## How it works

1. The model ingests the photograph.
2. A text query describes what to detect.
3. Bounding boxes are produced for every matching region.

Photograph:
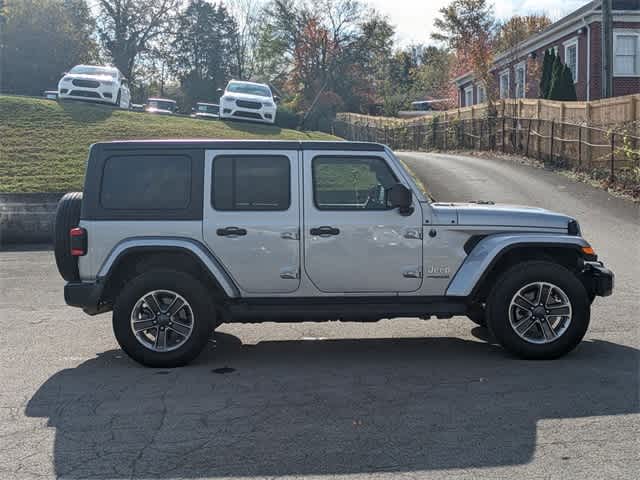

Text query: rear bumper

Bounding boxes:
[583,261,614,297]
[64,281,110,315]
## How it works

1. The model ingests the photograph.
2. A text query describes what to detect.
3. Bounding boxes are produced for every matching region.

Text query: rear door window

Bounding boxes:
[212,155,290,211]
[101,155,191,210]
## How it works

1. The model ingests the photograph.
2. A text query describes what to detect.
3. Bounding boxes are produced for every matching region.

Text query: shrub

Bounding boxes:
[275,105,300,129]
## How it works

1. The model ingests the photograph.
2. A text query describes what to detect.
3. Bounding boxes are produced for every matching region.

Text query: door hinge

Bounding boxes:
[404,228,423,240]
[402,267,423,278]
[279,267,300,280]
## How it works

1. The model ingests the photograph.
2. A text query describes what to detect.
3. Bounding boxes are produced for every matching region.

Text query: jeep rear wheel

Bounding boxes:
[113,270,215,367]
[486,261,590,360]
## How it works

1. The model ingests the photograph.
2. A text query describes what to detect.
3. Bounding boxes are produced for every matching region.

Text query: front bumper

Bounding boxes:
[64,281,110,315]
[58,85,117,103]
[220,103,276,124]
[583,261,614,297]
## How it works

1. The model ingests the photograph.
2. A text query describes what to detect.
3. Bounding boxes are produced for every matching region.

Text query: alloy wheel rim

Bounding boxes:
[508,282,572,345]
[130,290,194,352]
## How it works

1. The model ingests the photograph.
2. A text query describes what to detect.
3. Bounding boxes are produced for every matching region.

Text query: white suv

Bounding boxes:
[218,80,277,124]
[58,65,131,109]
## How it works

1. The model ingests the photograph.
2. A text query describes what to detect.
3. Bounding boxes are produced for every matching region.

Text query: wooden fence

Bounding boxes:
[332,116,640,184]
[337,94,640,131]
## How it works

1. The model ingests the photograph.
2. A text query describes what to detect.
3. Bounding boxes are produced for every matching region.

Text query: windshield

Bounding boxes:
[226,82,271,97]
[197,104,218,113]
[69,66,117,78]
[148,100,176,111]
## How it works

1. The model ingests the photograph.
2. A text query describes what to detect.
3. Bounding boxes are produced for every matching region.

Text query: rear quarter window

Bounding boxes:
[100,155,191,210]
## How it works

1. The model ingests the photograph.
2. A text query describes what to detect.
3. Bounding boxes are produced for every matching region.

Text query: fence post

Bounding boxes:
[559,102,566,160]
[549,120,555,165]
[577,126,582,168]
[501,116,506,153]
[610,132,615,183]
[525,119,531,157]
[536,99,542,155]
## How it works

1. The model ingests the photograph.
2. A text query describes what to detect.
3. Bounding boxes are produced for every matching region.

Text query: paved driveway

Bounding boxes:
[1,152,638,479]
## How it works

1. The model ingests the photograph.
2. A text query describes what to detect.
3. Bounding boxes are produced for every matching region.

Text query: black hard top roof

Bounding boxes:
[93,140,386,152]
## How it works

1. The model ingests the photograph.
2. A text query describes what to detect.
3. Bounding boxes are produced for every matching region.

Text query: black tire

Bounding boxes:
[486,261,590,360]
[53,192,83,281]
[112,269,215,368]
[467,303,487,327]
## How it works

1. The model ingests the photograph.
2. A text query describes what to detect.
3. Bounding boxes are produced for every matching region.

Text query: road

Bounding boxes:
[1,152,638,479]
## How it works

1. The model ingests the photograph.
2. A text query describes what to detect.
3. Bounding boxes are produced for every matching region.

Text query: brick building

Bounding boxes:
[455,0,640,106]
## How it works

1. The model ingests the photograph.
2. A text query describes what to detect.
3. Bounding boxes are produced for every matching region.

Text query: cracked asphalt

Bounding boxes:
[1,152,638,479]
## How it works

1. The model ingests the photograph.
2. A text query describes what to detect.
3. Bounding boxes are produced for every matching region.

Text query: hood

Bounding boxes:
[60,73,115,83]
[223,92,271,102]
[430,202,574,231]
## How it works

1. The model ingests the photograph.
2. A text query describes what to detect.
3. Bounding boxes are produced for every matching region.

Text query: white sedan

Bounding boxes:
[58,65,131,109]
[218,80,277,124]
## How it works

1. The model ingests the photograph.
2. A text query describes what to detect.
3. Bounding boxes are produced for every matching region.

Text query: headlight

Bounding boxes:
[61,77,72,83]
[263,101,275,107]
[223,96,237,102]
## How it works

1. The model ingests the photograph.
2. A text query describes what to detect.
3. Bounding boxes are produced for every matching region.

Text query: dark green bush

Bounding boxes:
[275,105,300,129]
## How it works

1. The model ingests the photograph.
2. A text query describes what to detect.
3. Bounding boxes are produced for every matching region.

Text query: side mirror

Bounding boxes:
[273,95,280,103]
[385,183,413,214]
[216,88,224,95]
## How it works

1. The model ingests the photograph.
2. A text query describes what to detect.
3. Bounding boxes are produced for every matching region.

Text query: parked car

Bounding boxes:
[192,102,219,119]
[57,65,130,108]
[130,103,145,112]
[53,140,613,367]
[218,80,277,124]
[145,98,177,115]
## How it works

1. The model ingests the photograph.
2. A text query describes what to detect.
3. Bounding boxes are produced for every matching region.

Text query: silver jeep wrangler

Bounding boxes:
[54,140,614,367]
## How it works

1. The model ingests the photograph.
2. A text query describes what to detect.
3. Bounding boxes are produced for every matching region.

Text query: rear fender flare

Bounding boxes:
[97,237,240,298]
[446,234,590,297]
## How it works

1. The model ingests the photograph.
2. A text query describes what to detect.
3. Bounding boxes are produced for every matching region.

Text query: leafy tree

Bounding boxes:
[539,49,555,99]
[494,14,551,54]
[96,0,182,81]
[1,0,97,95]
[432,0,496,105]
[169,0,238,106]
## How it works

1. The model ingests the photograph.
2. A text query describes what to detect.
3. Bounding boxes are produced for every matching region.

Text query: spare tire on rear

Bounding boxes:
[54,192,83,282]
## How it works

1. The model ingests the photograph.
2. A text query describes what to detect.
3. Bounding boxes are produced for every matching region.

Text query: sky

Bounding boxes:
[365,0,592,46]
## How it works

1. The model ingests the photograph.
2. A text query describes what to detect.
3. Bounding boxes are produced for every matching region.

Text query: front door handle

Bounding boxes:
[310,226,340,236]
[216,226,247,237]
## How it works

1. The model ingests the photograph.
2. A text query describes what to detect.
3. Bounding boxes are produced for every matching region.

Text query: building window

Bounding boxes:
[464,86,474,106]
[514,62,526,98]
[614,32,640,76]
[563,38,579,82]
[477,84,487,104]
[499,70,510,99]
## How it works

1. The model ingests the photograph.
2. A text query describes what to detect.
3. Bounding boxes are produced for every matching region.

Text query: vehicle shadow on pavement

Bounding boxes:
[26,334,639,479]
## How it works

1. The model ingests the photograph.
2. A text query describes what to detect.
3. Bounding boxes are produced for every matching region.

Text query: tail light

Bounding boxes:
[70,227,87,256]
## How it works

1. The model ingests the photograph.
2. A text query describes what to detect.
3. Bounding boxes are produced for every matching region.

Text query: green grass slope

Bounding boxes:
[0,96,338,192]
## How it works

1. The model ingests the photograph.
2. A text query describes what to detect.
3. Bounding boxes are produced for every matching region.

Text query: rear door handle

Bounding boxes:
[310,226,340,236]
[216,226,247,237]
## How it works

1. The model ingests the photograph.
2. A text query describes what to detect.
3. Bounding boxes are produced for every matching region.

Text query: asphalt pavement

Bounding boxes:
[0,152,638,479]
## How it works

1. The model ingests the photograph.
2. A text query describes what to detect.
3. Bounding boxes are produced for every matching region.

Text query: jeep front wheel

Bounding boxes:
[112,270,215,367]
[486,261,590,360]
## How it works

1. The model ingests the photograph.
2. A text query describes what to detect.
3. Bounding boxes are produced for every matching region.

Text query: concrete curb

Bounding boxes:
[0,193,65,246]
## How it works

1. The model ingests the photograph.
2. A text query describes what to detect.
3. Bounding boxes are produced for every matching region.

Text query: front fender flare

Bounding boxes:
[96,237,240,298]
[445,233,589,297]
